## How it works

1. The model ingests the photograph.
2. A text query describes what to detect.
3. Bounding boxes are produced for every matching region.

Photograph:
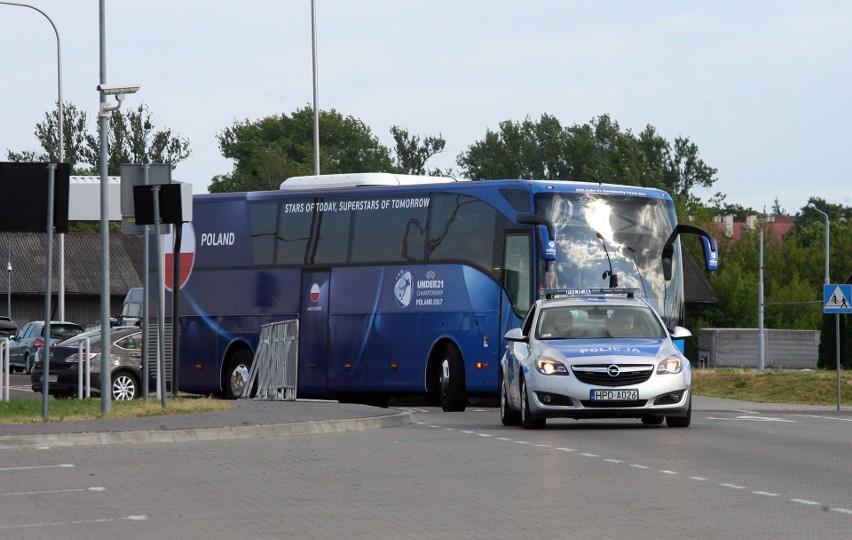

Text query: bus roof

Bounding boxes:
[280,172,466,190]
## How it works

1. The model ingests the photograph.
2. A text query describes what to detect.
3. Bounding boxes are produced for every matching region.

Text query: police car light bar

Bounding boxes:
[542,288,639,299]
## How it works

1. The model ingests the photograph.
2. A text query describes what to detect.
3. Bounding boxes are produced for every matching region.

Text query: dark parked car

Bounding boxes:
[9,321,84,374]
[31,327,143,400]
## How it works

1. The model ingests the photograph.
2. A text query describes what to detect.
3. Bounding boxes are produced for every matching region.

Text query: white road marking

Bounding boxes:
[400,407,429,413]
[790,498,821,506]
[0,486,106,497]
[706,416,795,423]
[0,514,147,531]
[426,421,850,518]
[0,463,73,472]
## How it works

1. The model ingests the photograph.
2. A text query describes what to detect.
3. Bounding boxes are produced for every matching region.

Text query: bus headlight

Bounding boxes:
[657,355,683,374]
[535,357,568,376]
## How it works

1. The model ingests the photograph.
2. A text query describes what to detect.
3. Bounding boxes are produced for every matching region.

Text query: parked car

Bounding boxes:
[500,289,693,429]
[8,321,84,374]
[0,316,17,340]
[31,327,143,400]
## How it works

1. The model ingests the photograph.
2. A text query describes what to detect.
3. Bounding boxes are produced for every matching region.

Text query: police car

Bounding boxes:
[499,289,692,429]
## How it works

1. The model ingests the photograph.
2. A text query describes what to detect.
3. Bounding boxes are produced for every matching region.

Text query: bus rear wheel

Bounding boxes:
[223,349,252,400]
[438,344,467,412]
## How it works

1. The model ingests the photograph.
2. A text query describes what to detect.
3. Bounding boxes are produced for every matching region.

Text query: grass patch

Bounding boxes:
[692,369,852,406]
[0,397,234,425]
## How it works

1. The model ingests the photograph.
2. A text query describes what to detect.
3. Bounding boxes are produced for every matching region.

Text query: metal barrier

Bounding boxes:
[242,320,299,400]
[1,337,8,401]
[77,337,91,399]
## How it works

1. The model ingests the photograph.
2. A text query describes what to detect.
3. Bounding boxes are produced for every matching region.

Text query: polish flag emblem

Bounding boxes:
[310,283,321,302]
[164,222,195,291]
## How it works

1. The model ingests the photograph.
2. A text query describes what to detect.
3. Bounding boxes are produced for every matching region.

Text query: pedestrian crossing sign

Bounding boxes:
[823,284,852,314]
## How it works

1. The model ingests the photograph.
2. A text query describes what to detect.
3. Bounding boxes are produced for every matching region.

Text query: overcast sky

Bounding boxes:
[2,1,850,215]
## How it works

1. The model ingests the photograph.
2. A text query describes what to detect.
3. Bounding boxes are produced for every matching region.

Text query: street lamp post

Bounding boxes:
[808,203,842,411]
[807,203,830,285]
[97,0,140,413]
[6,258,10,319]
[0,2,65,320]
[2,1,64,419]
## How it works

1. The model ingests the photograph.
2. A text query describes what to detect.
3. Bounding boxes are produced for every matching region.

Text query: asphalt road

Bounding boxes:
[0,398,849,539]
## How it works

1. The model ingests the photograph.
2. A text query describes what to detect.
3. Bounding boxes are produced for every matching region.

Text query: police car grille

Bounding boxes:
[572,365,654,386]
[579,399,647,408]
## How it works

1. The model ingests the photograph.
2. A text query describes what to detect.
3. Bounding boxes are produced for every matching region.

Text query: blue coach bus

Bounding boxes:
[161,173,717,411]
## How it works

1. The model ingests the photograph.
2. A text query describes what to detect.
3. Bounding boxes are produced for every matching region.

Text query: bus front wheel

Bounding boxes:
[223,349,252,400]
[438,345,467,412]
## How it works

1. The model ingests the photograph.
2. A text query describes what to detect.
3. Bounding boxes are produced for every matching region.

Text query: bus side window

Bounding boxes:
[248,202,278,266]
[504,234,531,315]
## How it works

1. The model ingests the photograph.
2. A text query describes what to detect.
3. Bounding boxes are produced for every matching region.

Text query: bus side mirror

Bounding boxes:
[517,214,556,262]
[700,236,719,271]
[661,224,720,281]
[538,224,556,261]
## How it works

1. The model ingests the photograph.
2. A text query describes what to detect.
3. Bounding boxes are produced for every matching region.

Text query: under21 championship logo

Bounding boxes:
[164,222,196,291]
[394,270,412,308]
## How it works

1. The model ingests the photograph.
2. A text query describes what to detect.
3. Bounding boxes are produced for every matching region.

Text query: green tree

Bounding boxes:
[6,102,97,174]
[211,106,394,192]
[99,103,191,176]
[390,126,448,175]
[456,114,717,207]
[6,101,190,176]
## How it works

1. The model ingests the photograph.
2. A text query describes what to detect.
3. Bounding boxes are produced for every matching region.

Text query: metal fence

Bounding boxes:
[698,328,820,369]
[242,320,299,401]
[1,338,9,401]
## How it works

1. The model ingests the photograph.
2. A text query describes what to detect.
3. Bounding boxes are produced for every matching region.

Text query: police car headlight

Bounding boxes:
[657,355,683,374]
[535,357,569,376]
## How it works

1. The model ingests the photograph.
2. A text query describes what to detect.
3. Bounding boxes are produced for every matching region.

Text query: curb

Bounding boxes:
[0,410,414,449]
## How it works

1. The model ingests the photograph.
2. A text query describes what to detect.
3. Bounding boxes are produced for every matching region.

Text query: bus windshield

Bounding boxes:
[535,191,684,326]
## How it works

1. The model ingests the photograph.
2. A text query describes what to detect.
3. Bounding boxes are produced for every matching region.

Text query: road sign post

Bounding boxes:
[823,284,851,411]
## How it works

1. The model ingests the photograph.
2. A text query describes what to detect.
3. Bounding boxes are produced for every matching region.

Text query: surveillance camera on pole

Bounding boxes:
[97,83,141,117]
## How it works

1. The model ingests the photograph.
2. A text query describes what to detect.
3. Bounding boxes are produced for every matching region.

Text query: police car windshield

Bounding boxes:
[537,305,666,340]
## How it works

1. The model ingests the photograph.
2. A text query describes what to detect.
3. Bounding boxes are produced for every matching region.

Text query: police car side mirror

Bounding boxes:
[504,328,526,342]
[670,326,692,340]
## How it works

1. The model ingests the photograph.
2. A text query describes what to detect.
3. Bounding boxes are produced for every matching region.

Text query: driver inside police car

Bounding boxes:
[607,310,636,336]
[552,310,574,338]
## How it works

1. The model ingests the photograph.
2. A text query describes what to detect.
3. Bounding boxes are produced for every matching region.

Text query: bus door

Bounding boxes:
[299,271,330,397]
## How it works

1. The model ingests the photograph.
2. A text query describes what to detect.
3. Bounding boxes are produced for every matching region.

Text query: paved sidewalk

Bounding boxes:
[0,399,413,449]
[693,395,852,414]
[0,396,848,449]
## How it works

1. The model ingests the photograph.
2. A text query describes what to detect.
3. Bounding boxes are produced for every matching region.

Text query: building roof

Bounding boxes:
[0,232,142,295]
[711,214,795,240]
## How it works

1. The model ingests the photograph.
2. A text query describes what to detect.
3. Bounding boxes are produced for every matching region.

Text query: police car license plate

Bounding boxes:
[590,389,638,400]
